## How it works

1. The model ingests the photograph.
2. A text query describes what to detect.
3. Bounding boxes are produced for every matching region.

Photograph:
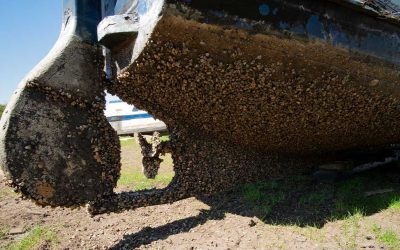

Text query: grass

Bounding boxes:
[239,163,400,227]
[0,104,5,118]
[119,136,136,147]
[0,225,10,240]
[160,135,170,142]
[118,170,174,191]
[334,175,400,218]
[372,224,400,250]
[6,226,58,250]
[242,180,286,219]
[389,197,400,211]
[299,187,331,206]
[236,165,399,249]
[338,210,363,250]
[0,188,17,200]
[292,225,326,243]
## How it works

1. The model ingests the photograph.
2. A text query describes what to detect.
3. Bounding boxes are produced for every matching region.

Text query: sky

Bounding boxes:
[0,1,63,104]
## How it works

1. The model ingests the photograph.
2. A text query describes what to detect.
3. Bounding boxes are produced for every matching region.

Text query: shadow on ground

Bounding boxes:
[110,164,400,249]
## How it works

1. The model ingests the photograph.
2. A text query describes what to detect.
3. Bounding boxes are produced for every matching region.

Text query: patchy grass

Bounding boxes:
[118,170,174,191]
[238,163,399,227]
[242,180,286,219]
[293,225,326,243]
[160,135,170,142]
[120,136,136,147]
[337,210,364,250]
[6,226,58,250]
[299,187,331,206]
[378,230,400,250]
[334,175,400,218]
[0,225,10,240]
[389,197,400,211]
[372,224,400,250]
[0,187,17,200]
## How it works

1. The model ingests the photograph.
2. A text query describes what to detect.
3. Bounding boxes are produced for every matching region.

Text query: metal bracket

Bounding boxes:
[98,13,139,48]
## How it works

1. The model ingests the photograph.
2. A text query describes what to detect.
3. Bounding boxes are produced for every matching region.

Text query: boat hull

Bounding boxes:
[110,0,400,156]
[87,0,400,213]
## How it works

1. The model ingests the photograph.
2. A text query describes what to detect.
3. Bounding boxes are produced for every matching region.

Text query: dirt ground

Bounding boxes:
[0,138,399,250]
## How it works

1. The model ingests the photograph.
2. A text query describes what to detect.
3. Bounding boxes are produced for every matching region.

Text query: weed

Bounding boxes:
[7,226,58,250]
[338,210,363,249]
[389,197,400,211]
[372,224,400,250]
[379,231,400,249]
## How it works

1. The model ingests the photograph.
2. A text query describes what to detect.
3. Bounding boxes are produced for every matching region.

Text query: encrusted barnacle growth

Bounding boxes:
[1,80,121,207]
[88,0,400,213]
[138,133,162,179]
[0,0,122,207]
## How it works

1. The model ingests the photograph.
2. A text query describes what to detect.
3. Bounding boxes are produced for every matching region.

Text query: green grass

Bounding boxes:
[333,175,400,219]
[0,188,17,200]
[160,135,170,142]
[372,224,400,250]
[0,104,5,118]
[6,226,58,250]
[389,197,400,211]
[299,187,331,206]
[242,180,286,218]
[120,137,137,147]
[338,210,364,250]
[239,167,399,226]
[118,135,174,190]
[118,170,174,191]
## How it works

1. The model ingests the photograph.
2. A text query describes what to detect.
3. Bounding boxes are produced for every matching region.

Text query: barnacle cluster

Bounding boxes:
[89,13,400,214]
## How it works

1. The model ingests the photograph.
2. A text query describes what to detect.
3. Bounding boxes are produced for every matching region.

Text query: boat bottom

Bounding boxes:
[93,13,400,213]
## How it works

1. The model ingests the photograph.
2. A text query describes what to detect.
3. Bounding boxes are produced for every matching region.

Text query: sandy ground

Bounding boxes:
[0,139,399,249]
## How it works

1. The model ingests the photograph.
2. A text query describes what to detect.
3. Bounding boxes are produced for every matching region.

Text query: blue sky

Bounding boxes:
[0,1,63,104]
